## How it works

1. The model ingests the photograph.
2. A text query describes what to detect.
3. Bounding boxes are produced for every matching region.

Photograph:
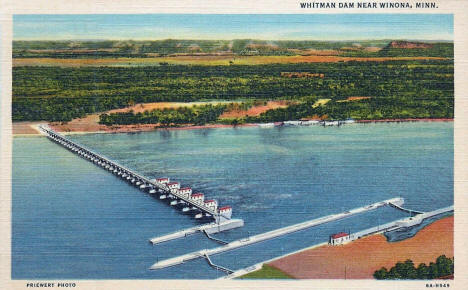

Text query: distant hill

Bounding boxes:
[378,41,453,58]
[12,39,453,58]
[387,40,434,49]
[12,39,389,58]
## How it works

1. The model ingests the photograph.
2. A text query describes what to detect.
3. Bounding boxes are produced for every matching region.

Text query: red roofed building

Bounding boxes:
[204,199,218,209]
[156,177,169,184]
[191,193,204,202]
[218,206,232,219]
[167,182,180,190]
[179,187,192,195]
[329,232,350,245]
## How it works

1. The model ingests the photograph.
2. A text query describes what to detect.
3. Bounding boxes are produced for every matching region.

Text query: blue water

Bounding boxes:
[12,122,453,279]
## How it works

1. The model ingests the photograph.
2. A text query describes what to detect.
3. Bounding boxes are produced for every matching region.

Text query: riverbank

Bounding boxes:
[12,120,257,136]
[13,117,454,136]
[243,216,453,279]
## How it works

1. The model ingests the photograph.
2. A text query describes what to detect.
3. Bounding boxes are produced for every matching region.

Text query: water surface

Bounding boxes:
[12,122,453,279]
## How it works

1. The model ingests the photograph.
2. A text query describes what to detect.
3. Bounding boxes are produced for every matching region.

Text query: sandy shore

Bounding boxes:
[268,216,453,279]
[12,121,44,136]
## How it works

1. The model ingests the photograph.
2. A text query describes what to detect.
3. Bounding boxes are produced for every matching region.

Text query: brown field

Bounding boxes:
[49,114,105,133]
[269,216,454,279]
[220,100,290,118]
[27,48,118,53]
[300,49,341,56]
[13,55,448,67]
[107,101,235,114]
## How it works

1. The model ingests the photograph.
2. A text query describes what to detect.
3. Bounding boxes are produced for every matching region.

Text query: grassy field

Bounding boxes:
[239,264,294,279]
[13,55,449,67]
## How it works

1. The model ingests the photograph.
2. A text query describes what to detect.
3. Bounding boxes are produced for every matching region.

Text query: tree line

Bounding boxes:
[374,255,454,280]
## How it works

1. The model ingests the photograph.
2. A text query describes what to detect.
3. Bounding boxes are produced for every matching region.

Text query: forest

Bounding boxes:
[99,104,228,126]
[13,59,454,123]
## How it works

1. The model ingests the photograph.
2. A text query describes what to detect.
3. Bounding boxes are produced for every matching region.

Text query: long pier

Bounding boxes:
[149,197,403,270]
[150,219,244,244]
[38,125,236,224]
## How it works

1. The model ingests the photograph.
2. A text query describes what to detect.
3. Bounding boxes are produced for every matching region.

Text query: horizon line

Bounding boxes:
[13,38,454,42]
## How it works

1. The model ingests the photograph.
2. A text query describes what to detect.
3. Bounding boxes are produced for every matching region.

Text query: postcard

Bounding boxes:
[1,0,467,289]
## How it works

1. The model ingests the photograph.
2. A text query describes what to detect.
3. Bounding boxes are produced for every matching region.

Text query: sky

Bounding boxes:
[13,14,453,41]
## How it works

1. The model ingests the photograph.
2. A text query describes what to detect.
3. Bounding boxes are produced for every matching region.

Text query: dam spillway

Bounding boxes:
[38,125,240,226]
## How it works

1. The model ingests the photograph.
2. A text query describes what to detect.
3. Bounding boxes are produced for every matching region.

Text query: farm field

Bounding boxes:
[13,55,449,67]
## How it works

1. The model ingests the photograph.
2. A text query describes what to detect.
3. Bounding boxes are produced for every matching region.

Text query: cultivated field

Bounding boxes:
[13,55,448,67]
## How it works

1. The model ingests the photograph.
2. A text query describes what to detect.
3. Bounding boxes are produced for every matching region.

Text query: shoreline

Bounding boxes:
[252,215,454,279]
[13,118,453,136]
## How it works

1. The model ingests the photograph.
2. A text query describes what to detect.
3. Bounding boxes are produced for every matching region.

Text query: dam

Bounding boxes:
[38,125,242,229]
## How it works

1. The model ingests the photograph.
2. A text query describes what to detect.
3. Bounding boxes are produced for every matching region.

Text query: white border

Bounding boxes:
[1,1,467,289]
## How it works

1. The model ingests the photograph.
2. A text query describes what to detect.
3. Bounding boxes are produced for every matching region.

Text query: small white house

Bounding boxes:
[219,206,232,219]
[167,182,180,190]
[178,187,192,196]
[329,232,350,246]
[204,199,218,210]
[191,193,204,202]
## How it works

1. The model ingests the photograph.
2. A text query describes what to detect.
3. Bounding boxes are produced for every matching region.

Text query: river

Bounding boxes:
[12,122,453,279]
